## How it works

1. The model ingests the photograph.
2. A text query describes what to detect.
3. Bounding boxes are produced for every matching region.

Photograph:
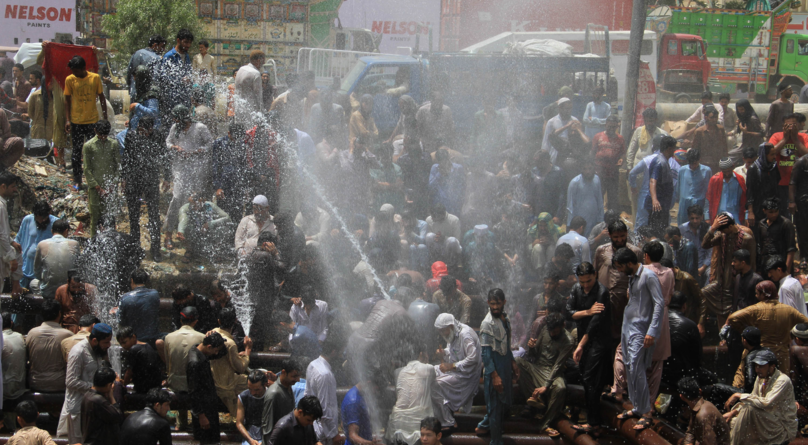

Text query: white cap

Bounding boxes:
[557,97,571,106]
[474,224,488,236]
[252,195,269,207]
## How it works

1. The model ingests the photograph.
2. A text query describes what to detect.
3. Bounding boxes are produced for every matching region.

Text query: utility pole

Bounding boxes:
[620,0,649,140]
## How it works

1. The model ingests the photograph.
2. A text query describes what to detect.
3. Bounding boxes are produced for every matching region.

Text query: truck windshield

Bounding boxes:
[341,60,367,93]
[682,41,698,56]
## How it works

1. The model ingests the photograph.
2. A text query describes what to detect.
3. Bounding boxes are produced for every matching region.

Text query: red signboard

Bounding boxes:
[635,61,657,129]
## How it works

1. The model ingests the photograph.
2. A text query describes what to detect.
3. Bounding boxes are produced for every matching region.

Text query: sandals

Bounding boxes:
[474,427,490,437]
[543,427,561,438]
[164,238,175,250]
[633,417,653,431]
[616,409,639,420]
[571,424,592,433]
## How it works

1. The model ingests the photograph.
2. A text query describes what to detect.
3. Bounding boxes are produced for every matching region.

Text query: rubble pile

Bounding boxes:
[10,156,90,223]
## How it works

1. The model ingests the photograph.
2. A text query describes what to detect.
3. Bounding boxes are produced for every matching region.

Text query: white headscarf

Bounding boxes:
[434,313,461,343]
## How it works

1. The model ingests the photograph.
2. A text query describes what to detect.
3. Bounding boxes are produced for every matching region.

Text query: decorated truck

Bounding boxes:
[664,0,805,100]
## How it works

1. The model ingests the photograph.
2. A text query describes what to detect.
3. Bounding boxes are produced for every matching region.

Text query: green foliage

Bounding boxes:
[723,0,748,9]
[102,0,204,61]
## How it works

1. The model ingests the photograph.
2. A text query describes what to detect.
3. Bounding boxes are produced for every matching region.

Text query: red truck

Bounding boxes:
[656,33,712,103]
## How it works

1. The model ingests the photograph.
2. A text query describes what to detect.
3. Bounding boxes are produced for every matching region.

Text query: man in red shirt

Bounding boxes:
[591,115,625,211]
[769,112,808,217]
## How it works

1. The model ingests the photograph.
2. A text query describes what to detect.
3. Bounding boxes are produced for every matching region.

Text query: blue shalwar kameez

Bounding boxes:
[478,311,513,445]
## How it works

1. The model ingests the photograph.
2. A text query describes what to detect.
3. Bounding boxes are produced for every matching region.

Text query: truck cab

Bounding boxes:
[658,33,710,85]
[776,34,808,91]
[339,55,428,137]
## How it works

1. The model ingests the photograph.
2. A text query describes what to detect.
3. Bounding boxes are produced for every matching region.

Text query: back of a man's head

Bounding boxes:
[41,299,62,322]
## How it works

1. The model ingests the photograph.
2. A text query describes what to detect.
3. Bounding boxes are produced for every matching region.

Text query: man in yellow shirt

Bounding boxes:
[64,55,107,189]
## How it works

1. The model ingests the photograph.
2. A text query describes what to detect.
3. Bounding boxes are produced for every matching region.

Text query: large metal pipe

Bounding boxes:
[597,399,673,445]
[656,102,808,123]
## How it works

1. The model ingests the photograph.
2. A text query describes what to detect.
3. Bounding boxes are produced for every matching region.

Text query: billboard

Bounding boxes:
[337,0,441,54]
[2,2,79,47]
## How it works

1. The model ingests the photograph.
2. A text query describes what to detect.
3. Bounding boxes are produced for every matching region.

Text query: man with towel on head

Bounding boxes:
[431,313,481,434]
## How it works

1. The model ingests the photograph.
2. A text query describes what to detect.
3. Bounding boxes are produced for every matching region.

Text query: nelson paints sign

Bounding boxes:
[1,2,78,46]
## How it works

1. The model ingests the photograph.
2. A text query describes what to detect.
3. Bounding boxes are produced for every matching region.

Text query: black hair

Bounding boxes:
[176,29,194,42]
[555,243,575,260]
[211,278,227,294]
[115,325,135,342]
[678,376,701,401]
[149,35,166,46]
[281,358,301,374]
[643,241,665,263]
[669,291,687,310]
[139,116,155,132]
[12,63,24,71]
[742,146,758,159]
[779,83,793,93]
[435,148,450,163]
[93,366,117,387]
[145,387,171,406]
[546,296,566,314]
[703,107,719,118]
[660,135,677,151]
[764,257,787,273]
[797,112,807,124]
[68,269,84,284]
[545,312,565,331]
[733,249,751,265]
[660,258,675,269]
[67,55,86,70]
[199,40,210,48]
[297,395,324,419]
[15,400,38,424]
[0,170,19,187]
[608,220,628,235]
[172,284,193,301]
[613,247,638,266]
[569,216,587,232]
[665,226,681,238]
[95,120,112,135]
[685,148,701,163]
[439,275,457,293]
[544,272,561,282]
[718,93,730,101]
[701,91,713,100]
[203,331,225,348]
[762,197,780,211]
[79,314,100,327]
[41,299,62,321]
[219,307,237,329]
[249,369,268,385]
[487,288,505,302]
[1,312,12,329]
[32,200,52,218]
[687,204,704,217]
[430,203,447,218]
[642,108,657,120]
[52,219,70,234]
[228,123,245,138]
[30,70,43,80]
[784,112,800,122]
[131,268,149,285]
[420,416,442,435]
[575,262,596,276]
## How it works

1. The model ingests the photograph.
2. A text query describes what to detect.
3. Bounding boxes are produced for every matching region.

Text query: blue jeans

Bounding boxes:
[478,373,509,445]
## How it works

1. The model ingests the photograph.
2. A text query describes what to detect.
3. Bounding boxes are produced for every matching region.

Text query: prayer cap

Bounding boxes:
[380,204,395,215]
[793,323,808,340]
[751,349,777,366]
[473,225,488,237]
[718,157,734,171]
[180,306,198,321]
[91,323,112,336]
[252,195,269,207]
[557,97,571,106]
[558,86,573,97]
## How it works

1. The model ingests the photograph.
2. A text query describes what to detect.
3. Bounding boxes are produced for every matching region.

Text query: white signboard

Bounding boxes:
[337,0,440,54]
[1,2,79,47]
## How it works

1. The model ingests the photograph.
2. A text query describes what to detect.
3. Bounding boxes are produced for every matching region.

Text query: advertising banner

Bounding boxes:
[2,2,79,47]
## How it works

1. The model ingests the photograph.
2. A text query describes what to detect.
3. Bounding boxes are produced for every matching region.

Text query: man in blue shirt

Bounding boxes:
[341,378,378,445]
[707,157,746,225]
[15,200,57,288]
[646,136,677,235]
[126,35,165,99]
[117,268,161,345]
[428,148,466,216]
[160,29,194,126]
[680,204,712,285]
[664,226,699,280]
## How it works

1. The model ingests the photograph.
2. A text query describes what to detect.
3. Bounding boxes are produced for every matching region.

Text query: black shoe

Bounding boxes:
[152,249,163,263]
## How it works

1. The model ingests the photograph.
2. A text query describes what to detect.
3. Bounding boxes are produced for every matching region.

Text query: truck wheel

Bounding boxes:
[674,94,691,103]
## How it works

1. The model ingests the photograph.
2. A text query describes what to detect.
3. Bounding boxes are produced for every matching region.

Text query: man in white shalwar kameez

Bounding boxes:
[163,105,213,245]
[431,313,482,430]
[724,349,798,445]
[0,171,22,297]
[386,356,436,445]
[613,247,665,431]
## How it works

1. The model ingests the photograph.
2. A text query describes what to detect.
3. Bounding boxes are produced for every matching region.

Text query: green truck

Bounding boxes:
[663,0,807,100]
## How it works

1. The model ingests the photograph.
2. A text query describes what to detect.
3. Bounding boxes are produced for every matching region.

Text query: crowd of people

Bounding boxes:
[1,26,808,445]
